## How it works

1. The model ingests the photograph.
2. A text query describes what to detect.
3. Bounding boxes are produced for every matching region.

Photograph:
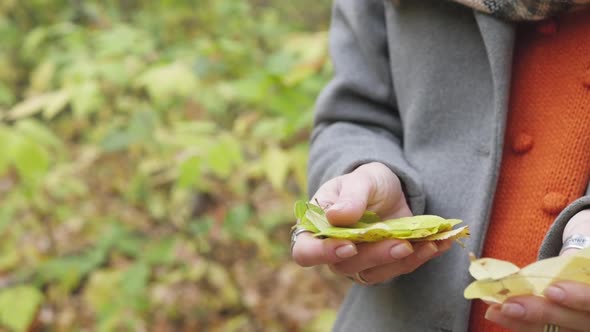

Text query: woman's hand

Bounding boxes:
[290,162,453,285]
[485,209,590,331]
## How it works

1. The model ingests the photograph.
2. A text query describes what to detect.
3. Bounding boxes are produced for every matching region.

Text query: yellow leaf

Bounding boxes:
[282,31,328,86]
[43,89,70,119]
[84,269,122,314]
[417,226,471,243]
[464,247,590,303]
[263,146,290,190]
[8,93,53,119]
[468,257,520,281]
[294,200,468,243]
[135,62,198,103]
[8,90,71,120]
[29,61,56,93]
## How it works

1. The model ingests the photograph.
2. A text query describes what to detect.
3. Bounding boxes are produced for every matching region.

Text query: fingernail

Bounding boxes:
[484,305,499,320]
[545,286,566,302]
[335,244,357,258]
[328,202,348,211]
[439,240,453,251]
[390,243,413,259]
[417,243,438,259]
[501,303,525,318]
[484,303,500,320]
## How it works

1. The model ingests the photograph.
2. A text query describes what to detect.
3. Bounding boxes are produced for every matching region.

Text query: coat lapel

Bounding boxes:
[473,13,516,110]
[463,18,517,330]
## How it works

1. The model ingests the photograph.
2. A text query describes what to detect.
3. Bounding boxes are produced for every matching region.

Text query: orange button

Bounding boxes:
[536,19,558,35]
[512,133,534,154]
[542,192,568,214]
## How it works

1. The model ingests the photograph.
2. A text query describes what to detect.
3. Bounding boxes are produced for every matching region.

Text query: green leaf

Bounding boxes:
[35,250,107,293]
[120,263,149,312]
[71,81,103,117]
[0,206,14,235]
[224,203,252,237]
[0,242,19,271]
[0,285,43,332]
[0,82,15,106]
[0,126,12,174]
[142,238,176,265]
[293,200,466,242]
[113,234,143,258]
[95,24,154,57]
[128,110,157,141]
[206,134,242,178]
[100,130,135,152]
[84,269,122,315]
[303,203,331,232]
[189,217,214,236]
[100,110,156,152]
[177,155,202,188]
[294,200,308,220]
[135,62,198,104]
[21,27,49,60]
[15,119,62,148]
[9,134,50,187]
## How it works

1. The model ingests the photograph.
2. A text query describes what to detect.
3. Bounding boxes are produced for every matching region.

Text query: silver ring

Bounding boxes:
[543,324,560,332]
[559,234,590,255]
[354,272,370,285]
[290,227,312,254]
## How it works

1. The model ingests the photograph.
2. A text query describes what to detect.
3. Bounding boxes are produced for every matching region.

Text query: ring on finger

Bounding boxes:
[290,227,312,254]
[353,271,370,285]
[559,234,590,255]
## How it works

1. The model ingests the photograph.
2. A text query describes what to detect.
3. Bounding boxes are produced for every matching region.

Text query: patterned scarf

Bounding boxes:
[448,0,590,20]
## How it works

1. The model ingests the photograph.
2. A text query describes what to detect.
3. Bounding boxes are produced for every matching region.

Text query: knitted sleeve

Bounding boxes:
[307,0,425,213]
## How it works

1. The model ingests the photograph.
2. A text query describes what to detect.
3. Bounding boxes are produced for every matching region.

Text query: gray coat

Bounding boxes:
[307,0,590,331]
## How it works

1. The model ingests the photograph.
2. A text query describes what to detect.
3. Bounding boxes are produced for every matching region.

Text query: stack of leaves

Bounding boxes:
[293,200,470,243]
[464,247,590,303]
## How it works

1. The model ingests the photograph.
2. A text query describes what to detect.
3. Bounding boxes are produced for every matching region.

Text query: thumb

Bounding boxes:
[325,171,373,227]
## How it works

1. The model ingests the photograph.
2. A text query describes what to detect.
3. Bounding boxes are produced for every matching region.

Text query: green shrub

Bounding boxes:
[0,1,347,331]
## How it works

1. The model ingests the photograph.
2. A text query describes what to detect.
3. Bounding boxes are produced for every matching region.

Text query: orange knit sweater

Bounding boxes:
[469,11,590,332]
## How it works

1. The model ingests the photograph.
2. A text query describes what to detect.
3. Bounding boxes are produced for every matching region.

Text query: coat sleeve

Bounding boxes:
[538,196,590,259]
[307,0,425,214]
[537,180,590,259]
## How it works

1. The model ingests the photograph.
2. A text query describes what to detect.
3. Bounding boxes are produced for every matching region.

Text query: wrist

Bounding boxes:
[563,209,590,242]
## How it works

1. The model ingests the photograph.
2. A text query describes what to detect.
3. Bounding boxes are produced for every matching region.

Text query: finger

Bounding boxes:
[311,176,344,209]
[484,304,541,332]
[545,281,590,312]
[560,248,583,256]
[485,304,579,332]
[330,239,414,275]
[431,239,453,257]
[291,232,357,267]
[324,172,374,226]
[362,241,454,284]
[500,296,590,331]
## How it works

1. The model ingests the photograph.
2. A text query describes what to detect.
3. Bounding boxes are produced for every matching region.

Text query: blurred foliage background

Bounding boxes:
[0,1,350,331]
